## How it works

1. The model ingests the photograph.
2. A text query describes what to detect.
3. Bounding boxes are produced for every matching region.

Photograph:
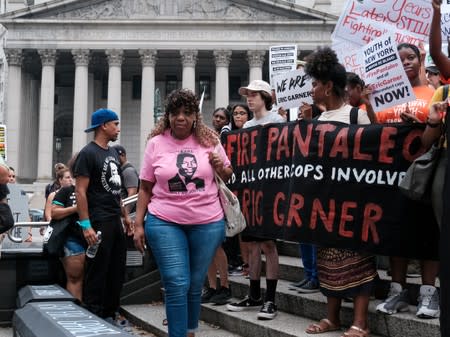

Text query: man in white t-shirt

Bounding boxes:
[227,80,284,320]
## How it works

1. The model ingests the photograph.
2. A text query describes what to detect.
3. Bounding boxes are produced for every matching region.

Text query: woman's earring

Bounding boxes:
[193,120,197,129]
[325,90,330,97]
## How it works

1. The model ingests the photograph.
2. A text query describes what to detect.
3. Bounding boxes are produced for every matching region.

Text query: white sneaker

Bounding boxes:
[376,282,409,315]
[417,285,440,319]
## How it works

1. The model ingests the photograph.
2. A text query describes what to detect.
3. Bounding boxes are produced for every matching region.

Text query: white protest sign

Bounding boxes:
[332,0,433,46]
[269,45,297,88]
[273,69,313,110]
[363,34,415,112]
[333,39,366,80]
[441,2,450,39]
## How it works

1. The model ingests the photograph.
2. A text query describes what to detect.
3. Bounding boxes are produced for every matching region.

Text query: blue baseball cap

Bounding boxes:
[85,108,119,133]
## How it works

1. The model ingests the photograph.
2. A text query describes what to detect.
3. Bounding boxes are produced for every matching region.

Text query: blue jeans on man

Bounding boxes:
[300,243,318,281]
[294,243,319,293]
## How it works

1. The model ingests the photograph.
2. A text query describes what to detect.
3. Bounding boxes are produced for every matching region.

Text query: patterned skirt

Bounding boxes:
[317,247,378,298]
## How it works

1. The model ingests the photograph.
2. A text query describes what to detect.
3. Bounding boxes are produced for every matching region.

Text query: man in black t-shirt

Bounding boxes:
[73,108,132,321]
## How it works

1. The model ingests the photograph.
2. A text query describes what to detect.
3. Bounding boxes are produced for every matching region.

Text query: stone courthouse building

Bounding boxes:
[0,0,344,182]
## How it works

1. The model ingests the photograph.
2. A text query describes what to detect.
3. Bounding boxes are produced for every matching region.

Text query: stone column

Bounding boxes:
[138,49,157,164]
[213,50,232,108]
[37,49,57,181]
[72,49,90,153]
[247,50,265,83]
[5,49,23,172]
[180,50,198,92]
[105,49,123,119]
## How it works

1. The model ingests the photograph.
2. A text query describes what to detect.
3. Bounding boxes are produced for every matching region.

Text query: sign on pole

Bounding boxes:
[269,45,297,88]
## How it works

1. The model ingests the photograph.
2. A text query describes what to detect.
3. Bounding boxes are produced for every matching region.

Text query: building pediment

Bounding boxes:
[1,0,337,22]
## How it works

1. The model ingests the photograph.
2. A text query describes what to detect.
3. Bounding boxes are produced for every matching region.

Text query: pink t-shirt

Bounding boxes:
[140,130,231,225]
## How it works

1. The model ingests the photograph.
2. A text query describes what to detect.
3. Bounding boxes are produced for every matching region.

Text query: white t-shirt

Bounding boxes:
[244,111,285,128]
[318,104,370,125]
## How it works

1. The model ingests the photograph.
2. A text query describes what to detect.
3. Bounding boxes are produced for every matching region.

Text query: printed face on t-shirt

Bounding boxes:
[168,152,205,192]
[179,154,197,178]
[100,157,122,195]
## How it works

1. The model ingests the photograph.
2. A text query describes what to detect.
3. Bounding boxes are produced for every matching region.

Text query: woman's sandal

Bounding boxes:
[306,318,340,334]
[341,325,369,337]
[24,233,32,243]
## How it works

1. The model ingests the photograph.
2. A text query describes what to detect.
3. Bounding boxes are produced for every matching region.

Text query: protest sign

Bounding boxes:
[332,0,433,46]
[222,121,439,260]
[273,69,313,110]
[363,34,415,112]
[441,2,450,39]
[269,45,297,87]
[333,40,366,80]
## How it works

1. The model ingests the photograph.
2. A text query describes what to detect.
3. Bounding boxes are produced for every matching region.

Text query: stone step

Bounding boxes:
[201,301,384,337]
[122,301,381,337]
[272,255,440,304]
[227,275,440,337]
[121,303,244,337]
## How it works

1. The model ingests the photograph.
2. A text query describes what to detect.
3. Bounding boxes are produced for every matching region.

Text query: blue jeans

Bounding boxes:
[300,243,318,282]
[145,213,225,337]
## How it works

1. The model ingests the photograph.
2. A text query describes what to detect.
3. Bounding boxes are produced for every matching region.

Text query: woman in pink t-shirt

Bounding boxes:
[133,89,232,337]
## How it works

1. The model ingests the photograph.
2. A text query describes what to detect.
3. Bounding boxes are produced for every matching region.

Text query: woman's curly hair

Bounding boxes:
[304,47,347,99]
[149,88,219,147]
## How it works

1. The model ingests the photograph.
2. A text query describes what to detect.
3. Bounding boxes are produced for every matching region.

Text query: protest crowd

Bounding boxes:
[2,0,450,337]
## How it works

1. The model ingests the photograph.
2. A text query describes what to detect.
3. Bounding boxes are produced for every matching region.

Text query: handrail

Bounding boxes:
[7,221,50,243]
[6,195,138,244]
[123,193,138,207]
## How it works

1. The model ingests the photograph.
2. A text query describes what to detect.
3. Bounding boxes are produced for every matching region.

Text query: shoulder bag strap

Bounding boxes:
[350,106,359,125]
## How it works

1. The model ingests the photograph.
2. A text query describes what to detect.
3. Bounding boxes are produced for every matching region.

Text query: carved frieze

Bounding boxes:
[45,0,291,21]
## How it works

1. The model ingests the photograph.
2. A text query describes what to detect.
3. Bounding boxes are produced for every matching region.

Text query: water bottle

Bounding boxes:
[86,231,102,258]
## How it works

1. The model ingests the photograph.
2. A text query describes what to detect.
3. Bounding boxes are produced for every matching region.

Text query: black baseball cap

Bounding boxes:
[112,145,126,156]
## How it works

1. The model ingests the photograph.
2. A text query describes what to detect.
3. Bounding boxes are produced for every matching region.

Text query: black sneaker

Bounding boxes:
[201,287,216,303]
[297,279,320,294]
[210,286,232,305]
[226,296,263,312]
[257,301,278,320]
[288,278,308,290]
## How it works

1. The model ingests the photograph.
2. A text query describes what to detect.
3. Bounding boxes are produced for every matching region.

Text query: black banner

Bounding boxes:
[223,120,440,260]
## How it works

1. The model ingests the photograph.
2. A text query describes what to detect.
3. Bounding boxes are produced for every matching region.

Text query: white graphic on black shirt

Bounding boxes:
[109,162,122,186]
[168,152,205,192]
[101,156,122,195]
